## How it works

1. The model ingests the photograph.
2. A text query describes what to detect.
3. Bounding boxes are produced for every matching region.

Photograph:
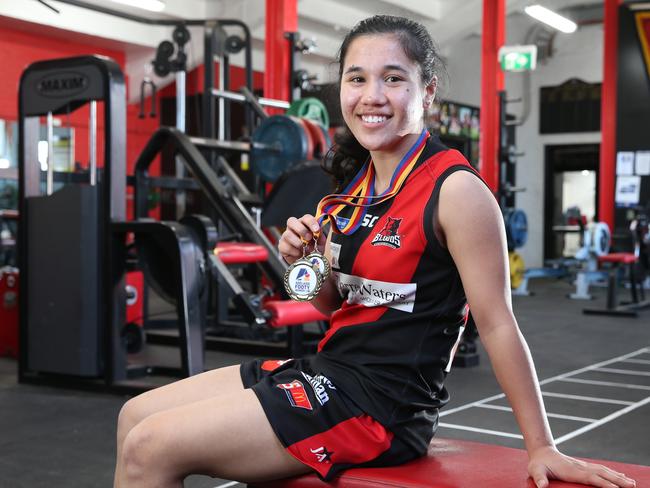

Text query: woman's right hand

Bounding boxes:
[278,214,326,265]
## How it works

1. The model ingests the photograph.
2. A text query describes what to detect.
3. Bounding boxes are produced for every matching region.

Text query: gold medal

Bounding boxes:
[305,233,330,280]
[305,252,330,281]
[283,238,323,301]
[284,259,323,301]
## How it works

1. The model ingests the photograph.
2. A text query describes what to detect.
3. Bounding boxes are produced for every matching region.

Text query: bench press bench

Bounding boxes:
[249,438,650,487]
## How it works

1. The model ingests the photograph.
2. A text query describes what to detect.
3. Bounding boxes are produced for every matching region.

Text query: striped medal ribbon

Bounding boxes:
[283,130,429,302]
[315,129,429,235]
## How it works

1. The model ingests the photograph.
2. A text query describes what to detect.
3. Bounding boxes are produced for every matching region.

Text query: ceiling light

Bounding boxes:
[525,5,577,33]
[110,0,165,12]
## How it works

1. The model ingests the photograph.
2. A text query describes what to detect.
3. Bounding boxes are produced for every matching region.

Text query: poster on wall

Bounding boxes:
[426,101,480,140]
[616,151,635,176]
[615,175,641,207]
[635,150,650,175]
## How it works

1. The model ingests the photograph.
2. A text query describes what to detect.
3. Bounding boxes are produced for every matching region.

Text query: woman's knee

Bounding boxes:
[117,396,149,441]
[120,416,168,482]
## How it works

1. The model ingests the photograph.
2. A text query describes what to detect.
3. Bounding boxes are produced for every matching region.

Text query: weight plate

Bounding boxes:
[301,118,324,159]
[294,117,315,161]
[286,97,330,128]
[509,251,525,289]
[503,208,528,250]
[318,123,332,153]
[251,115,308,182]
[591,222,611,257]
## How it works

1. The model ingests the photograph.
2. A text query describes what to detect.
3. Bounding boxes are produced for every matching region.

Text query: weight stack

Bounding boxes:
[25,185,102,376]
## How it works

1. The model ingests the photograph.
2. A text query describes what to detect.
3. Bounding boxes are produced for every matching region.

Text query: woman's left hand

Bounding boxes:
[528,446,636,488]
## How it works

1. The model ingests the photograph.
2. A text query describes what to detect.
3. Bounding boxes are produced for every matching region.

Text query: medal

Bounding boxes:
[305,234,331,280]
[283,239,324,301]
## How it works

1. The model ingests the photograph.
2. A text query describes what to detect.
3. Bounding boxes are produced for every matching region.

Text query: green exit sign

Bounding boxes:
[498,45,538,72]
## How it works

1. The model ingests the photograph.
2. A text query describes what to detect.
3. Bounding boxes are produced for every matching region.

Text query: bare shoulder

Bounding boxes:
[438,170,501,227]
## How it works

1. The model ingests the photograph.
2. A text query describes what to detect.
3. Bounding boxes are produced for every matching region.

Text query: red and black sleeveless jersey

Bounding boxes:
[311,136,480,455]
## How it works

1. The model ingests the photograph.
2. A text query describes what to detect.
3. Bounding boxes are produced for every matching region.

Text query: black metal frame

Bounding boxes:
[113,220,206,376]
[132,128,310,356]
[133,127,288,287]
[18,55,127,387]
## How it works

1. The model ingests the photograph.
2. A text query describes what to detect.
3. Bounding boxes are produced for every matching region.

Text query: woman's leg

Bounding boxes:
[115,365,245,485]
[117,388,310,488]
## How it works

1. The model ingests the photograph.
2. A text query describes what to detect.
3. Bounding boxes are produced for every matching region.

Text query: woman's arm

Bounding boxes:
[278,215,343,315]
[438,171,636,488]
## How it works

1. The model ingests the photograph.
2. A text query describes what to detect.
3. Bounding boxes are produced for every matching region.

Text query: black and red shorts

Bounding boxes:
[240,357,418,480]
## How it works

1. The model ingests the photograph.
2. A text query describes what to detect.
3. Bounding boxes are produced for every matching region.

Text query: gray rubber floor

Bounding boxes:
[1,277,648,487]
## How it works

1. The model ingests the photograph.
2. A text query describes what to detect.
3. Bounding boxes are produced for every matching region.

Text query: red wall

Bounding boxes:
[0,23,161,219]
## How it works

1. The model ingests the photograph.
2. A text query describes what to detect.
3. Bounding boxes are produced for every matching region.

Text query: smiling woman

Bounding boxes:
[114,14,637,488]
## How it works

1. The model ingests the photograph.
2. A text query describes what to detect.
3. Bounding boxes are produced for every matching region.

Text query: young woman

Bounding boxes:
[114,15,636,488]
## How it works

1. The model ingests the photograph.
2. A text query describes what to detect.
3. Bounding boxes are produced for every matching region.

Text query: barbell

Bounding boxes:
[251,113,331,182]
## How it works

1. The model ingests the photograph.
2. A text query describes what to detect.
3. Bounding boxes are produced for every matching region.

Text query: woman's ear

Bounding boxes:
[423,76,438,109]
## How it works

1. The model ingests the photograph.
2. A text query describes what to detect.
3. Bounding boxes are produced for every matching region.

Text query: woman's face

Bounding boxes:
[340,33,435,155]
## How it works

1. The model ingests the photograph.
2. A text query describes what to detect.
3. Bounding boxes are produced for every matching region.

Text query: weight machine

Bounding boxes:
[17,55,140,388]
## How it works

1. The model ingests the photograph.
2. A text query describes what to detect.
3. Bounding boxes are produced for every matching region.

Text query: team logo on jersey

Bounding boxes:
[310,446,334,463]
[276,380,313,410]
[301,372,336,405]
[371,216,402,249]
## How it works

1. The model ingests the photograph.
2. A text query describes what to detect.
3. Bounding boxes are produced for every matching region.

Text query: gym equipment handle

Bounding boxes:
[211,89,290,109]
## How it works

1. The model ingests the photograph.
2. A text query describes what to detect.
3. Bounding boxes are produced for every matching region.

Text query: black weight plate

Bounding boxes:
[251,115,308,182]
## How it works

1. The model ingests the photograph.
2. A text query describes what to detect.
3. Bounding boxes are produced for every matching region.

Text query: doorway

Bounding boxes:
[544,144,600,260]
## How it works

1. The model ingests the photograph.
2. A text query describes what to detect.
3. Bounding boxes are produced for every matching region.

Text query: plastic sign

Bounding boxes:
[498,45,538,72]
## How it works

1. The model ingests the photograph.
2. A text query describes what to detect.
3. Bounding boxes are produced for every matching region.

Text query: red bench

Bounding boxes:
[584,252,650,317]
[249,438,650,487]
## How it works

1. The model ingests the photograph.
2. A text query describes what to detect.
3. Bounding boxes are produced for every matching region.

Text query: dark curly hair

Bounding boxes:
[322,15,445,191]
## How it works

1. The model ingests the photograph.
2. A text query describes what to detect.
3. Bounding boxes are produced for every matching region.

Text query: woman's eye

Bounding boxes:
[349,76,364,83]
[385,76,402,83]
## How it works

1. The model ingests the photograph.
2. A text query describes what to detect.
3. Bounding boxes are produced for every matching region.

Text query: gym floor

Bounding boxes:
[1,278,648,488]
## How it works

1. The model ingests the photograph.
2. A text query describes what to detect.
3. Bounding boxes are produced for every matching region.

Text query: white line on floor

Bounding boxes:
[554,396,650,445]
[559,377,650,391]
[541,391,634,405]
[475,403,597,423]
[441,347,649,417]
[438,422,523,439]
[213,482,240,488]
[595,367,650,377]
[619,359,650,365]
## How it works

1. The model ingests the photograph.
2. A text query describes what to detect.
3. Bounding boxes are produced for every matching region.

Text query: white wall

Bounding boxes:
[443,14,604,267]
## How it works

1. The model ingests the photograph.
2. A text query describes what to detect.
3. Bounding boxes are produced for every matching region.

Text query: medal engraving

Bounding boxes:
[284,259,323,301]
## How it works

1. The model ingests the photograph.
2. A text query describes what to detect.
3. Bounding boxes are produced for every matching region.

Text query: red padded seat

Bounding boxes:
[598,253,638,265]
[213,242,269,264]
[249,439,650,487]
[264,300,329,327]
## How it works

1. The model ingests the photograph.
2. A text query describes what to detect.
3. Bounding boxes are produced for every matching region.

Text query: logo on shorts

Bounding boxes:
[261,359,292,371]
[371,216,402,249]
[276,380,313,410]
[310,446,333,463]
[301,372,336,406]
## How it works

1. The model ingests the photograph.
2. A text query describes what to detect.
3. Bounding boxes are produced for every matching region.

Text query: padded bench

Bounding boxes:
[584,252,649,317]
[249,438,650,487]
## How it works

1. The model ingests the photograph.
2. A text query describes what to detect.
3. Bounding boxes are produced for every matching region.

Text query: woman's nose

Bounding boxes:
[362,80,386,104]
